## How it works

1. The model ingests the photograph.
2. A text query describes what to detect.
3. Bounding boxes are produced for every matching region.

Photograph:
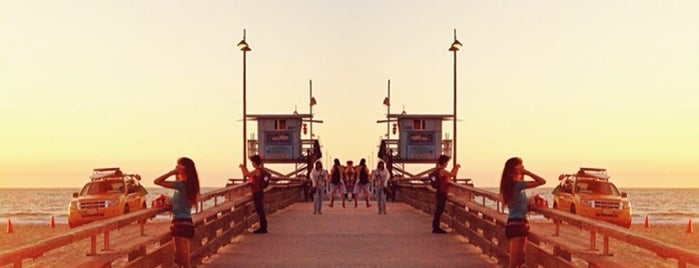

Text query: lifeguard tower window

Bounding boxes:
[413,120,425,130]
[274,119,287,130]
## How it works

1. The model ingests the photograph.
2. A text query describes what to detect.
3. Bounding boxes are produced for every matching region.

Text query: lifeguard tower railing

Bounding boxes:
[228,113,322,185]
[377,113,468,185]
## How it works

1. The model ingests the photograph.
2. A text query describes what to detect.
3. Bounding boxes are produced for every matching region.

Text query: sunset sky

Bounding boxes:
[1,1,698,189]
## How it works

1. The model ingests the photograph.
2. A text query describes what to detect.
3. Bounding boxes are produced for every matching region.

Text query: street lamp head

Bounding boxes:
[237,40,251,51]
[449,39,462,52]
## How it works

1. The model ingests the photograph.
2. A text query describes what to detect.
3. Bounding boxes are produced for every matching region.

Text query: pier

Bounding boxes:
[2,179,699,267]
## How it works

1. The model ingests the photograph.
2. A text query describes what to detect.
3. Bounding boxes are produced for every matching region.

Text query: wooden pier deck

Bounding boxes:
[201,202,498,267]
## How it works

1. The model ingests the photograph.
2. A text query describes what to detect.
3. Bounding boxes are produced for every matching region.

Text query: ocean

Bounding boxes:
[1,187,697,225]
[0,187,218,225]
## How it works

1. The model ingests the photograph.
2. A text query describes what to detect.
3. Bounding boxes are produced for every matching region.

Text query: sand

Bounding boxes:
[1,221,170,268]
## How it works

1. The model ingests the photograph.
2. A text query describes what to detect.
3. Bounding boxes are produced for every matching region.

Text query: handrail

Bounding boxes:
[0,182,303,267]
[0,206,166,265]
[396,181,699,268]
[532,207,699,266]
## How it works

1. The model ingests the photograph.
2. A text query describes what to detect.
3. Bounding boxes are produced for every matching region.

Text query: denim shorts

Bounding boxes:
[505,218,529,239]
[171,218,194,239]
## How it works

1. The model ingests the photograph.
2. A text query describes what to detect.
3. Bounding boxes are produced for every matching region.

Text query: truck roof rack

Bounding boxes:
[90,167,124,181]
[577,167,609,180]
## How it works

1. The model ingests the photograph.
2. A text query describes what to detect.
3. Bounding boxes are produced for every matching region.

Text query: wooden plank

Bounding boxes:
[526,242,575,268]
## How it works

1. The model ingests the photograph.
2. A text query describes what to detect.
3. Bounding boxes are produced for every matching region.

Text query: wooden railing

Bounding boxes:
[0,181,303,268]
[395,181,699,268]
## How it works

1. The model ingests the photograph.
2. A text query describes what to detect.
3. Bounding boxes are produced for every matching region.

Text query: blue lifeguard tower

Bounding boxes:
[378,113,454,179]
[376,81,470,186]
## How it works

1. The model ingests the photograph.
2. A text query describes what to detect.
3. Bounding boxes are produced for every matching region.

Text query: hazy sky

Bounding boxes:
[1,1,698,188]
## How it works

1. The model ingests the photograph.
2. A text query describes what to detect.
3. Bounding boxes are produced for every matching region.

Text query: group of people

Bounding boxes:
[152,154,545,268]
[308,158,391,214]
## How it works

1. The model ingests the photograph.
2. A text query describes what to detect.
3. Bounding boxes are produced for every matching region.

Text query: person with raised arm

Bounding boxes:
[153,157,200,268]
[432,154,460,233]
[239,155,268,233]
[499,157,546,268]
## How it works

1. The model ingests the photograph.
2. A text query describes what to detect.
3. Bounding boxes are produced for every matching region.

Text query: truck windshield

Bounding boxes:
[575,181,620,196]
[81,181,125,195]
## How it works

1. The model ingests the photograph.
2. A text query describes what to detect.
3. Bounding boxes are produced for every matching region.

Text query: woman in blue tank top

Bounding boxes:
[154,157,200,268]
[499,157,546,268]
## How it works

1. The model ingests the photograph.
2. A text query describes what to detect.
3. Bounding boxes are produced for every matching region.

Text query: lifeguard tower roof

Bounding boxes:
[246,113,314,120]
[386,114,454,120]
[245,113,322,164]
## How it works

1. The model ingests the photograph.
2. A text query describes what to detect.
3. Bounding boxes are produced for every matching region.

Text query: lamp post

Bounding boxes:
[238,29,251,166]
[448,29,462,167]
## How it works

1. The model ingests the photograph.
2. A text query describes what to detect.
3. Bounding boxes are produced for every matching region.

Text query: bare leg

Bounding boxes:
[508,236,526,268]
[173,237,192,268]
[365,191,370,207]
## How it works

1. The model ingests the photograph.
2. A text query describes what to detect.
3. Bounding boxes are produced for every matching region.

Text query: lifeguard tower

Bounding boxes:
[376,82,471,186]
[227,80,323,186]
[225,112,322,186]
[377,113,454,179]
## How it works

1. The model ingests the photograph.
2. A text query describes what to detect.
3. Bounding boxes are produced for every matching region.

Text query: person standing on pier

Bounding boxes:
[239,155,268,234]
[328,159,346,208]
[354,158,372,208]
[154,157,201,268]
[432,155,460,234]
[499,157,546,268]
[344,160,357,202]
[371,161,390,214]
[310,161,328,214]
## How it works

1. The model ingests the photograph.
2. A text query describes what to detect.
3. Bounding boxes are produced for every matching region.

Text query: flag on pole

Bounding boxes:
[383,97,390,106]
[310,97,317,106]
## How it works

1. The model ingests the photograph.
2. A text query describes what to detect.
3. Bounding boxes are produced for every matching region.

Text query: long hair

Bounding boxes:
[178,157,200,207]
[359,158,366,167]
[333,158,341,167]
[499,157,522,206]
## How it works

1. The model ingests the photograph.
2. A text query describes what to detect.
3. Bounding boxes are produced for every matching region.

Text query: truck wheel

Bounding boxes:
[142,202,147,209]
[553,202,558,209]
[124,205,130,214]
[569,204,576,214]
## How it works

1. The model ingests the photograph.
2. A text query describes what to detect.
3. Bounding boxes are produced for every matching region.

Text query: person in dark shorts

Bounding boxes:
[239,155,268,234]
[353,158,371,208]
[499,157,546,268]
[432,155,460,233]
[328,159,346,208]
[154,157,201,268]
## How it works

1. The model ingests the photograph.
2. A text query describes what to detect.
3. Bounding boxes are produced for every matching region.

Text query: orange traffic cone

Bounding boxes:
[49,215,56,228]
[7,219,14,233]
[644,215,651,228]
[687,219,693,233]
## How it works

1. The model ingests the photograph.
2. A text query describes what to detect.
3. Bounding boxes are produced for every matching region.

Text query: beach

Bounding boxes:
[1,222,170,268]
[2,222,697,267]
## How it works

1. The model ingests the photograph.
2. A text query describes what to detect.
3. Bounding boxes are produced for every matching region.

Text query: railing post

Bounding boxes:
[140,220,146,236]
[554,220,560,236]
[104,231,111,251]
[90,235,97,256]
[589,231,597,251]
[603,235,610,255]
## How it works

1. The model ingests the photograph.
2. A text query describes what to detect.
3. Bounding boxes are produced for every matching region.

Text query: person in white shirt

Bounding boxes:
[371,161,390,215]
[310,161,328,215]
